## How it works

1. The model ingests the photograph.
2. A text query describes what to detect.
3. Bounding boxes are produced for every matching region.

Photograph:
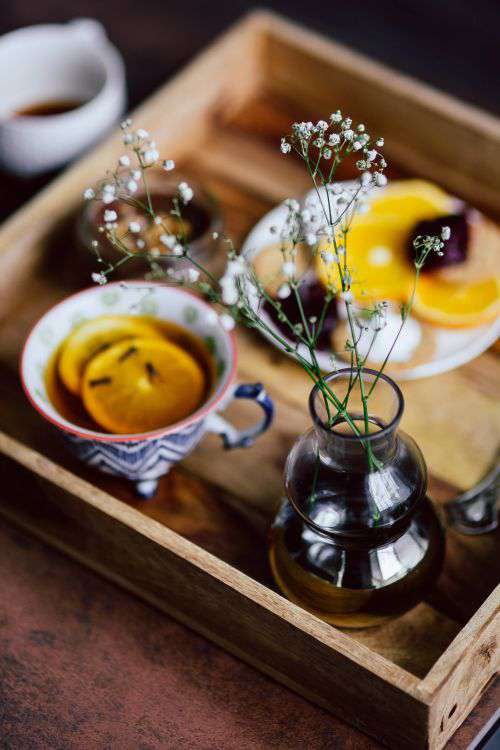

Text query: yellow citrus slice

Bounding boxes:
[412,276,500,328]
[82,337,206,434]
[366,179,456,223]
[316,220,414,302]
[316,180,457,302]
[59,315,163,395]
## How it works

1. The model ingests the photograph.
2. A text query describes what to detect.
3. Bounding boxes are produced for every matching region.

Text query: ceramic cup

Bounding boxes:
[0,19,126,176]
[21,282,274,498]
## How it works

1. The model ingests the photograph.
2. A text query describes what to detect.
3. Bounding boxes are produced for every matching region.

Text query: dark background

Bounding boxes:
[1,2,499,748]
[2,0,500,117]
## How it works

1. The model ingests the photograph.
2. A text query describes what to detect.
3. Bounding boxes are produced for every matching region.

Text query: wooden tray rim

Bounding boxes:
[0,12,498,744]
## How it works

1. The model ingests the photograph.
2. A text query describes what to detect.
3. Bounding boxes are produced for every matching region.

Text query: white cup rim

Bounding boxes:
[20,281,238,443]
[0,20,125,122]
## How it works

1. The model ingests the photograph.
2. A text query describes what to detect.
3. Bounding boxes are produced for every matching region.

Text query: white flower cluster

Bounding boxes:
[413,226,451,268]
[280,111,387,182]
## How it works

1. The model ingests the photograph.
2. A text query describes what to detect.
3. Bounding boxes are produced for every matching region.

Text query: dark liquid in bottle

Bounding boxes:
[269,494,444,628]
[15,100,83,117]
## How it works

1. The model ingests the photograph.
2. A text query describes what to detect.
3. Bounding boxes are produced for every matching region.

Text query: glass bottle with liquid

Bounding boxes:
[269,369,445,628]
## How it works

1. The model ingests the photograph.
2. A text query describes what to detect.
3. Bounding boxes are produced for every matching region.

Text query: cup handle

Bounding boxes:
[67,19,108,45]
[205,383,274,449]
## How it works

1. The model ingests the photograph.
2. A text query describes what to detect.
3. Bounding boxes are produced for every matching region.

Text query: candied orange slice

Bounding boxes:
[367,180,456,223]
[316,180,457,302]
[316,220,414,302]
[412,276,500,327]
[59,315,163,395]
[82,337,205,434]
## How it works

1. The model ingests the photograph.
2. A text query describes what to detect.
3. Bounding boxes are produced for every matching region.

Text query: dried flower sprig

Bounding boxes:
[85,115,450,471]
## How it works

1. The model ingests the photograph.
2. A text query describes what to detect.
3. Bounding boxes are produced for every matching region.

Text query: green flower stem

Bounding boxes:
[367,266,421,399]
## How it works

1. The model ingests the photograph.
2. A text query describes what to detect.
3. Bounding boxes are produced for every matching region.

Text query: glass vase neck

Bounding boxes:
[309,369,404,472]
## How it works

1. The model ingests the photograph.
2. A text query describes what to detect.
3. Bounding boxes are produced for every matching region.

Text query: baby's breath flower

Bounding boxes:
[340,290,354,303]
[220,313,235,331]
[120,118,132,130]
[221,279,238,305]
[341,117,352,129]
[352,141,363,151]
[178,181,194,204]
[343,129,354,141]
[376,137,384,147]
[132,170,142,181]
[282,261,296,278]
[123,133,133,145]
[104,209,117,223]
[323,148,332,160]
[136,239,145,249]
[172,243,184,256]
[321,250,335,265]
[143,148,159,165]
[330,110,342,123]
[162,159,175,171]
[441,225,451,240]
[128,221,141,233]
[135,128,149,140]
[212,231,219,240]
[119,155,130,167]
[159,234,176,249]
[154,216,163,225]
[126,179,138,194]
[91,272,107,285]
[187,268,200,283]
[366,149,377,162]
[83,188,95,200]
[280,138,291,154]
[374,172,388,187]
[277,283,291,299]
[328,133,340,146]
[316,120,328,131]
[357,124,366,133]
[305,232,317,246]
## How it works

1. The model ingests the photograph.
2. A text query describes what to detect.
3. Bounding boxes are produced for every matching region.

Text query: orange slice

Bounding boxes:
[82,337,205,434]
[316,220,414,302]
[367,180,456,223]
[59,315,163,395]
[316,180,457,302]
[412,276,500,328]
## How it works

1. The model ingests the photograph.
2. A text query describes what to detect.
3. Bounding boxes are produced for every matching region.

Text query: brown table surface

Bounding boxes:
[0,2,499,748]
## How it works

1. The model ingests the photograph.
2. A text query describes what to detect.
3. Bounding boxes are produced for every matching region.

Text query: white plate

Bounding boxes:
[241,199,500,381]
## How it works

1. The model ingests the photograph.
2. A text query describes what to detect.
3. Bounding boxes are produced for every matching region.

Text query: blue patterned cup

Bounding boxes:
[21,281,274,497]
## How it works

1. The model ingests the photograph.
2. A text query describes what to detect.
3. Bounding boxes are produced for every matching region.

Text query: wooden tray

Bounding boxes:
[0,11,498,749]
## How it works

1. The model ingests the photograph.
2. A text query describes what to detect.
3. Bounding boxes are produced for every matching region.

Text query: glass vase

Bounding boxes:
[269,369,445,628]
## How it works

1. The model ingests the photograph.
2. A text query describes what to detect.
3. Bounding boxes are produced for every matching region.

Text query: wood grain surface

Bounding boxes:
[0,6,499,750]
